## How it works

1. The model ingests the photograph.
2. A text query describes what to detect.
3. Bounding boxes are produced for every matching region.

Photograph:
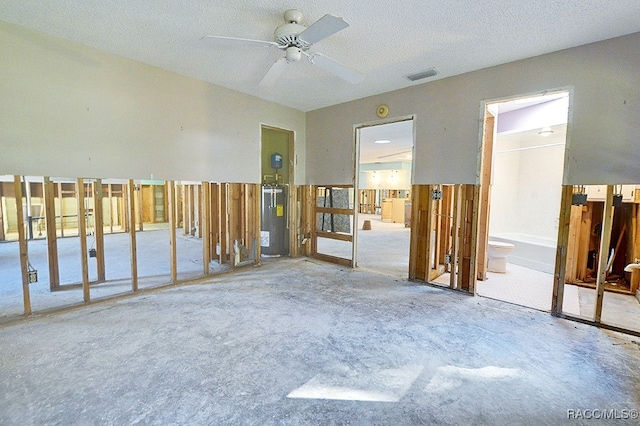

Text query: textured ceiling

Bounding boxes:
[1,1,640,112]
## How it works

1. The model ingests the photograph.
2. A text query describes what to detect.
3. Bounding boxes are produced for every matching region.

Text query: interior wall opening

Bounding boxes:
[559,184,640,334]
[260,126,295,260]
[354,119,414,278]
[478,91,570,311]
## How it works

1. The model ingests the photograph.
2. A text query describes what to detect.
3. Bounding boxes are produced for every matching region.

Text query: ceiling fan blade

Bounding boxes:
[298,14,349,45]
[309,53,364,84]
[259,58,288,87]
[201,35,282,49]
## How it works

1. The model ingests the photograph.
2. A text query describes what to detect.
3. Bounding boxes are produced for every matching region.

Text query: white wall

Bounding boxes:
[358,161,411,190]
[0,20,306,184]
[306,32,640,185]
[489,130,565,240]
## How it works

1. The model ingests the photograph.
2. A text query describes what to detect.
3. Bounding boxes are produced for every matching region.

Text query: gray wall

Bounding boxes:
[306,32,640,186]
[0,20,306,184]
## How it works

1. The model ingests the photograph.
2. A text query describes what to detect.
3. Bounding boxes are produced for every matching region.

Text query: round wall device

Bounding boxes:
[376,104,389,118]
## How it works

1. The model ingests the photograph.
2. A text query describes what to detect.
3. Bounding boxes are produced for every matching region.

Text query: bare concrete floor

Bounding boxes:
[1,258,639,425]
[352,214,640,333]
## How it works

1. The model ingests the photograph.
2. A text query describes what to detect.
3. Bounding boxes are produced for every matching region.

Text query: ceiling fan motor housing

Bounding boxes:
[274,10,310,50]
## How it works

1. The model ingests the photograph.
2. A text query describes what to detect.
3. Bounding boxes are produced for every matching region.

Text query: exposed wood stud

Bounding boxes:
[408,184,420,280]
[202,182,210,275]
[77,178,90,302]
[167,181,178,283]
[107,184,114,234]
[594,185,614,322]
[43,177,60,290]
[57,182,65,237]
[93,179,106,282]
[219,184,228,264]
[477,112,495,281]
[450,185,462,289]
[14,176,32,315]
[552,185,573,315]
[210,183,220,261]
[197,184,203,239]
[136,183,143,232]
[127,179,138,291]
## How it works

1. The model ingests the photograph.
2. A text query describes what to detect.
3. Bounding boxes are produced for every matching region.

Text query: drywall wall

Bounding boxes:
[0,20,305,184]
[489,130,565,240]
[306,32,640,185]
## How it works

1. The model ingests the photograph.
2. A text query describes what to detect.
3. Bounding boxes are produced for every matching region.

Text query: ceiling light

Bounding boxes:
[405,68,438,82]
[538,126,554,137]
[374,139,391,144]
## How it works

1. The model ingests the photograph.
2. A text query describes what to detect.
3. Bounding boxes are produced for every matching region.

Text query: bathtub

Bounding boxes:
[489,232,557,274]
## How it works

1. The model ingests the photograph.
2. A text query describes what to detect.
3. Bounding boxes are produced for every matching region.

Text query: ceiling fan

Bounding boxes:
[202,9,365,87]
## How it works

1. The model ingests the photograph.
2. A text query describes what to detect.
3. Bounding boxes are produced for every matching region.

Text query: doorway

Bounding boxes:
[478,91,570,311]
[260,126,295,258]
[354,119,414,278]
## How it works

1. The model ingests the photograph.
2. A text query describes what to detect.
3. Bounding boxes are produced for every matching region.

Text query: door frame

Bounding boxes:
[478,87,573,296]
[260,124,297,257]
[352,115,416,270]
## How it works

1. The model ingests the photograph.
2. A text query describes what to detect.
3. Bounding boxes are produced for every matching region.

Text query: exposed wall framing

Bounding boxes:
[409,184,479,294]
[2,176,266,319]
[309,185,354,268]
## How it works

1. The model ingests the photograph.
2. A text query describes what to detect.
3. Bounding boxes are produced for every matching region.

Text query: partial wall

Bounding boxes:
[0,20,305,184]
[306,32,640,186]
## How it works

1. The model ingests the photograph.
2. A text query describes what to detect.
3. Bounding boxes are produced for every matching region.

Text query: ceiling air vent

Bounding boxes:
[405,68,438,82]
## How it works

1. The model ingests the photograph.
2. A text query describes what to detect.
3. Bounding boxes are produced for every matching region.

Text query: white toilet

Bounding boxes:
[487,240,515,273]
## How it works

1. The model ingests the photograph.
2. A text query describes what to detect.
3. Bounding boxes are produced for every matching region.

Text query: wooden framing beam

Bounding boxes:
[122,183,130,233]
[631,204,640,294]
[197,184,203,239]
[107,184,114,234]
[14,176,32,315]
[57,182,65,237]
[254,183,262,263]
[167,181,178,283]
[288,184,298,257]
[552,185,573,315]
[210,183,220,261]
[316,231,353,242]
[458,185,479,293]
[43,177,60,290]
[136,183,143,231]
[219,184,228,264]
[202,182,210,275]
[127,180,138,292]
[424,185,435,281]
[77,178,90,302]
[315,207,354,216]
[307,186,316,257]
[312,185,354,266]
[450,185,462,289]
[408,184,420,280]
[0,188,5,241]
[189,185,196,236]
[314,252,353,268]
[477,112,495,281]
[594,185,614,322]
[182,185,188,235]
[93,179,106,282]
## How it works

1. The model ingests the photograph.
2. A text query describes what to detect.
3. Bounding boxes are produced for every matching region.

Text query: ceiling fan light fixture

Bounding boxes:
[285,46,302,61]
[405,68,438,82]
